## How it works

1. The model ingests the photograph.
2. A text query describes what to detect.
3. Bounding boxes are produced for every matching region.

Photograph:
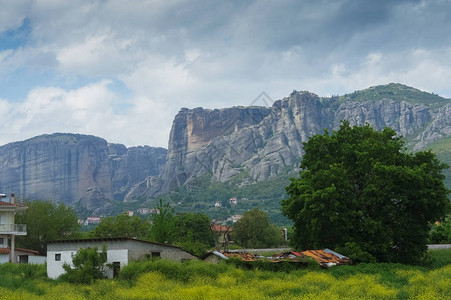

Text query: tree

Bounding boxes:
[90,214,150,239]
[149,199,177,244]
[232,208,283,248]
[429,216,451,244]
[175,212,215,256]
[15,200,80,254]
[61,246,107,283]
[282,121,450,263]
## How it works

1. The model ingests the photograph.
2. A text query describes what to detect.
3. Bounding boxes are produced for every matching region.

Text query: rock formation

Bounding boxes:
[0,133,166,210]
[126,84,451,201]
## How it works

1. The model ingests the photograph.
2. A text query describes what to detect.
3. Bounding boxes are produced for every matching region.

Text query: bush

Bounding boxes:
[60,246,108,284]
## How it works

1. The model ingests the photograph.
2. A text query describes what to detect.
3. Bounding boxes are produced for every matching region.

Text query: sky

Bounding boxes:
[1,0,451,148]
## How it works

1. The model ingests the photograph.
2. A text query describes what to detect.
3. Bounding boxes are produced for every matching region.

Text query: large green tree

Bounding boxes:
[175,212,215,256]
[89,214,151,239]
[232,208,282,248]
[282,121,450,263]
[16,200,80,254]
[148,199,177,244]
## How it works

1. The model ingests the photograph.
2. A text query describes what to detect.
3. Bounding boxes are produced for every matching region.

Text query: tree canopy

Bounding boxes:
[282,121,450,263]
[232,208,283,248]
[16,200,80,254]
[89,214,150,239]
[175,212,215,256]
[148,199,178,244]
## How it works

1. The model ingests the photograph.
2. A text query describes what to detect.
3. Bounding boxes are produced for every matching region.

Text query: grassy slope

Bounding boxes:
[338,83,450,107]
[420,137,451,189]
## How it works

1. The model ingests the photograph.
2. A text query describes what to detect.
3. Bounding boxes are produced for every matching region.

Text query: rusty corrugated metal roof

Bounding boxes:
[300,249,350,266]
[222,251,259,261]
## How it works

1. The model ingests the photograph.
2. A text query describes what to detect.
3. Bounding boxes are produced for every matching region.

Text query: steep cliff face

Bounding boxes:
[0,134,112,206]
[109,144,167,200]
[126,84,451,201]
[0,134,167,210]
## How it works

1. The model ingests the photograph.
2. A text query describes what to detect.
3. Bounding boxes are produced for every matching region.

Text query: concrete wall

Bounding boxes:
[47,248,129,279]
[0,211,14,224]
[47,239,197,279]
[0,253,9,263]
[28,256,46,264]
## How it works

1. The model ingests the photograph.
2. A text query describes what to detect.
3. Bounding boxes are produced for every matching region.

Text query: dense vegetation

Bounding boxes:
[144,172,294,226]
[283,122,450,264]
[15,200,80,254]
[0,249,450,299]
[338,83,449,106]
[231,208,282,248]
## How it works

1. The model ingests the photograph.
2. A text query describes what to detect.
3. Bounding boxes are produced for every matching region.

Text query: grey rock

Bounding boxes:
[126,88,451,201]
[0,133,167,210]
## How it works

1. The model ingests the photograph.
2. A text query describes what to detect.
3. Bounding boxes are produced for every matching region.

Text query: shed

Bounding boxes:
[47,237,198,279]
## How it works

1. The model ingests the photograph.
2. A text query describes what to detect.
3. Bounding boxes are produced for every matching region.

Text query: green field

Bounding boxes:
[1,249,450,299]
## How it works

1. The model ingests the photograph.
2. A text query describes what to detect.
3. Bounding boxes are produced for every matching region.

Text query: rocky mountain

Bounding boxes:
[0,133,166,214]
[126,83,451,202]
[0,83,449,215]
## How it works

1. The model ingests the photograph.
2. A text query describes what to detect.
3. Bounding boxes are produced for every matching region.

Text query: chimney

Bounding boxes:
[10,193,15,204]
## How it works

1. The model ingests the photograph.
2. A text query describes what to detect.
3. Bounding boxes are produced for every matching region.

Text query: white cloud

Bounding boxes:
[1,0,451,148]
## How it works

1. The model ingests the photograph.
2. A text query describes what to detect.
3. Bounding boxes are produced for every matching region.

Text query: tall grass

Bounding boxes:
[0,249,449,299]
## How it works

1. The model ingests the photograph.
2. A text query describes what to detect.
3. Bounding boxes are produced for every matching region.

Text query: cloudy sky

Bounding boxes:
[1,0,451,148]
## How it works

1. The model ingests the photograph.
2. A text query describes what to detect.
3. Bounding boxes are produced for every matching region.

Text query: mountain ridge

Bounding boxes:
[0,83,449,217]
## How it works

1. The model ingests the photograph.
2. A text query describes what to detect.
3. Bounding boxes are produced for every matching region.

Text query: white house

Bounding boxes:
[47,237,198,279]
[0,194,27,263]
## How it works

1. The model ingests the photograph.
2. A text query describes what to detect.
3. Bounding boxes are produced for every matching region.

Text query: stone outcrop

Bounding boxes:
[0,133,166,209]
[126,85,451,201]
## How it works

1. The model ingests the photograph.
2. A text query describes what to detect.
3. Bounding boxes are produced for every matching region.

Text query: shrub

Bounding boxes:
[60,246,108,284]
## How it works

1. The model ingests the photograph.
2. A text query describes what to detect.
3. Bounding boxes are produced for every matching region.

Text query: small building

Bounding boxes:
[14,248,46,264]
[214,201,222,207]
[47,237,198,279]
[229,197,238,205]
[78,219,88,226]
[86,217,101,224]
[137,208,151,215]
[227,214,242,223]
[124,211,134,217]
[0,193,27,263]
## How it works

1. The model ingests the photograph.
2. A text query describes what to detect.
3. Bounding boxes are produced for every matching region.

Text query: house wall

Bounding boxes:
[47,239,197,279]
[0,211,14,225]
[28,256,46,264]
[0,253,9,263]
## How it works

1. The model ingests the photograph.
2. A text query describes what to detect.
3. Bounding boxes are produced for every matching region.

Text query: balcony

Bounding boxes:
[0,224,27,235]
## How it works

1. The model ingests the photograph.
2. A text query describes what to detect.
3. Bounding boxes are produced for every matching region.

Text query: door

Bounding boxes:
[113,262,120,278]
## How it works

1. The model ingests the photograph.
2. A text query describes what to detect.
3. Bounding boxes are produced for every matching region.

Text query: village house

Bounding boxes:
[229,197,238,205]
[86,216,101,224]
[227,214,243,223]
[0,194,46,264]
[47,237,198,279]
[137,208,151,215]
[214,201,222,207]
[0,194,27,263]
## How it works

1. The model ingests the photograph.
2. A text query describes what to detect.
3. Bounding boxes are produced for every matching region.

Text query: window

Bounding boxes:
[55,253,61,261]
[151,252,161,259]
[0,238,4,245]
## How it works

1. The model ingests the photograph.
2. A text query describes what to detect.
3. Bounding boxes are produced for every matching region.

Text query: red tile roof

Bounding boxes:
[0,248,11,254]
[15,248,39,254]
[0,201,26,208]
[211,225,232,232]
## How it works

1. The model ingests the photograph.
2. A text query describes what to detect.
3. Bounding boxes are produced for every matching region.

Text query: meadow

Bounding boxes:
[0,249,450,300]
